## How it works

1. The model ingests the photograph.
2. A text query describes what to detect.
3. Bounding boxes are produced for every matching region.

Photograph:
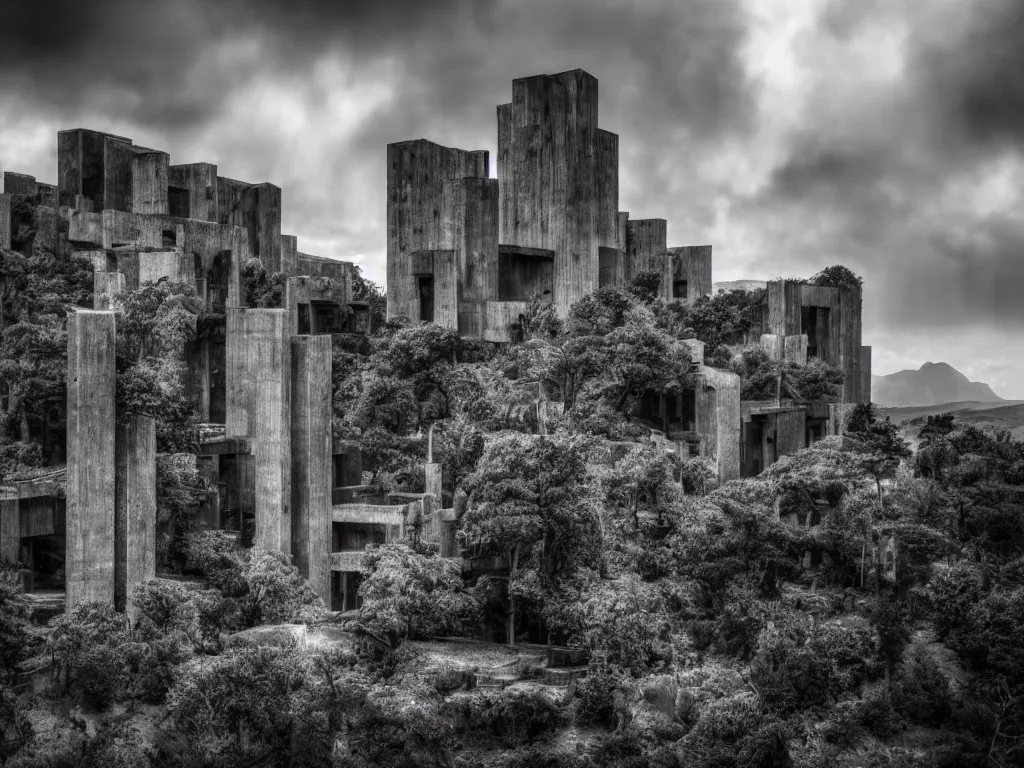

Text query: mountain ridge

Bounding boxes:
[872,361,1003,407]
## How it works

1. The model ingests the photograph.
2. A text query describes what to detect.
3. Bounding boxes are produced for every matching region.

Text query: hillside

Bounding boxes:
[872,361,1004,407]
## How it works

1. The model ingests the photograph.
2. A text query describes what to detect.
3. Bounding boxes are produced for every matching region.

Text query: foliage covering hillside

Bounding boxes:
[0,261,1021,767]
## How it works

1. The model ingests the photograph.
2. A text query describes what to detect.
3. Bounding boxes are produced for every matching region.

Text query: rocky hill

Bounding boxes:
[872,361,1004,407]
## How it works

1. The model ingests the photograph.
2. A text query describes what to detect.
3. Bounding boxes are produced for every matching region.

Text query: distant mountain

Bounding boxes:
[872,362,1005,407]
[713,280,767,293]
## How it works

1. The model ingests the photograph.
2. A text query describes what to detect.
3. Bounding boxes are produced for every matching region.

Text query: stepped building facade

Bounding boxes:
[0,69,871,614]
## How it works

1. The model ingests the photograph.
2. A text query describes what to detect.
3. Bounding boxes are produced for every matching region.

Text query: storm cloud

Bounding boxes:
[0,0,1021,393]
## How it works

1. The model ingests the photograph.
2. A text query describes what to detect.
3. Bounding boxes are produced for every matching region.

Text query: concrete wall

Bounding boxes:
[624,219,667,284]
[132,151,169,215]
[696,367,741,482]
[68,211,104,247]
[229,183,282,272]
[114,416,156,619]
[217,176,251,227]
[4,173,36,195]
[279,234,298,277]
[774,409,807,459]
[484,300,529,342]
[103,136,134,213]
[290,335,332,606]
[386,138,489,322]
[443,176,499,335]
[138,251,187,284]
[497,70,617,316]
[225,308,291,553]
[66,310,117,609]
[664,245,713,302]
[169,163,218,223]
[94,271,124,310]
[0,194,10,250]
[765,280,867,404]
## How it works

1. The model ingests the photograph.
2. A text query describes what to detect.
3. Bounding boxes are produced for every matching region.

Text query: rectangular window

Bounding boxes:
[297,303,311,335]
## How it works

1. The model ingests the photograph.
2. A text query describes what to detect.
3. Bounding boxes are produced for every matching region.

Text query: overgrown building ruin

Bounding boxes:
[0,69,871,615]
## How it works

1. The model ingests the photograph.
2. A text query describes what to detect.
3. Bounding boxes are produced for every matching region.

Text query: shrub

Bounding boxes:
[890,649,955,727]
[575,665,620,727]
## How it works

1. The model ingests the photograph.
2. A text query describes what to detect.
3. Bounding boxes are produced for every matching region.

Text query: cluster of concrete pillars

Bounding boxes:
[225,307,333,607]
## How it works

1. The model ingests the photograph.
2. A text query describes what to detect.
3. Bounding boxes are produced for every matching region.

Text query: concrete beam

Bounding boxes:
[66,310,117,609]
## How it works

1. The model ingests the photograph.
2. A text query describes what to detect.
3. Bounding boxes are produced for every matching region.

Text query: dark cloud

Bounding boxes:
[912,0,1024,153]
[748,0,1024,335]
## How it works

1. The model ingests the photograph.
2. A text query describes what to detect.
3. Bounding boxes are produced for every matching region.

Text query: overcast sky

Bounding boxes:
[1,0,1022,395]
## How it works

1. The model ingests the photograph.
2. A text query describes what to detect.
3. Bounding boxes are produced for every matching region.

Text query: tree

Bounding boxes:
[462,432,602,644]
[809,265,863,290]
[844,403,912,508]
[113,280,201,452]
[243,258,287,308]
[351,264,387,332]
[357,542,480,641]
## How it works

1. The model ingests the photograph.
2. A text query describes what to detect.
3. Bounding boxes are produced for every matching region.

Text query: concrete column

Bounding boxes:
[66,310,117,609]
[290,335,332,606]
[226,308,291,553]
[115,416,156,619]
[0,499,19,563]
[425,463,442,504]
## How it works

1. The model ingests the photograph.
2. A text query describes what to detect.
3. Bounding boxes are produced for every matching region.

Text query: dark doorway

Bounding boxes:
[297,303,311,335]
[673,279,688,300]
[419,276,435,322]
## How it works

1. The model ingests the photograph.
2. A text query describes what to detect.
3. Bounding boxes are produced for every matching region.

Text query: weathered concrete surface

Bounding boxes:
[131,151,169,215]
[279,234,298,277]
[424,463,442,504]
[695,367,741,482]
[624,219,667,284]
[66,310,117,609]
[229,183,281,272]
[68,211,104,247]
[497,70,618,316]
[114,416,156,619]
[0,499,18,562]
[227,225,250,308]
[664,245,712,302]
[483,300,529,342]
[93,271,124,310]
[386,138,489,323]
[138,250,188,284]
[4,173,36,195]
[169,163,218,223]
[0,194,10,250]
[290,335,332,607]
[332,440,362,488]
[765,280,867,405]
[226,308,291,554]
